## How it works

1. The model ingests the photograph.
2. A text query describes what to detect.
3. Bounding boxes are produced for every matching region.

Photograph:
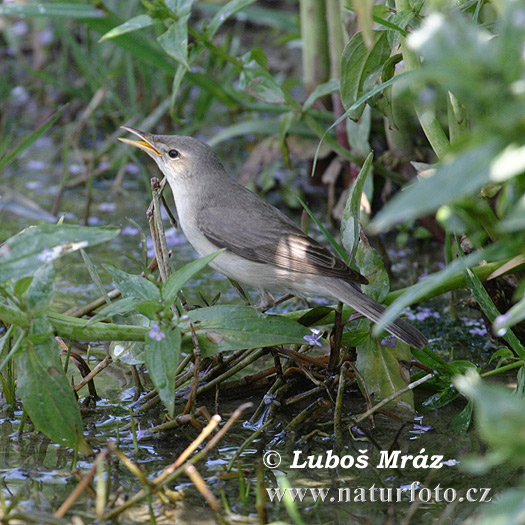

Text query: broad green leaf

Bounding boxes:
[144,327,181,416]
[99,14,155,42]
[206,0,258,39]
[16,318,91,454]
[386,10,415,49]
[0,225,119,283]
[86,297,142,325]
[422,385,460,410]
[451,400,473,434]
[0,3,101,18]
[345,105,372,157]
[104,265,161,303]
[356,332,414,412]
[355,234,389,303]
[162,250,224,305]
[180,305,311,355]
[340,31,390,120]
[371,138,503,232]
[341,152,373,264]
[26,264,55,315]
[158,18,190,70]
[239,51,287,105]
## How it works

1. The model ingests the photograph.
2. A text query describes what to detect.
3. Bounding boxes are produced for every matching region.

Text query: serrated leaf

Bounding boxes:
[0,225,119,283]
[144,327,181,416]
[16,318,91,454]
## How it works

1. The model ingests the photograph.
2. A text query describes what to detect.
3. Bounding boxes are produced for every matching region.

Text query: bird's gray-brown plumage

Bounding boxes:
[119,127,428,349]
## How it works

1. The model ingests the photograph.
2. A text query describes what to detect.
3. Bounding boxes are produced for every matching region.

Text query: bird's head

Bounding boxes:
[119,126,223,184]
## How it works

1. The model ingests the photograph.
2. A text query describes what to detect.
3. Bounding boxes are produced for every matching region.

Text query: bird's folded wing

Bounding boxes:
[198,204,368,284]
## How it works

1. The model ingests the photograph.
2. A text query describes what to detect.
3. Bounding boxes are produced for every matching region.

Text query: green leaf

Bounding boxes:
[340,31,391,120]
[158,18,190,70]
[180,305,311,355]
[371,138,504,232]
[26,264,55,315]
[144,327,181,416]
[162,250,224,305]
[356,332,414,412]
[0,225,119,283]
[341,152,374,264]
[99,14,155,42]
[206,0,258,39]
[239,51,288,105]
[355,235,390,303]
[104,265,161,302]
[451,400,473,434]
[16,318,91,454]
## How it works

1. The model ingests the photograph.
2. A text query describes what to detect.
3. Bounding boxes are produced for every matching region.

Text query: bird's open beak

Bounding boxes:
[118,126,162,157]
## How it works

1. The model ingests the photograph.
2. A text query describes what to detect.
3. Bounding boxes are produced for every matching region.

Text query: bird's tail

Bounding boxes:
[325,280,428,349]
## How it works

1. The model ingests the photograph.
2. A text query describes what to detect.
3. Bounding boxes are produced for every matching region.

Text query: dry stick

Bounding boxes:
[108,443,149,485]
[183,323,201,415]
[103,403,252,520]
[54,448,110,518]
[147,177,170,282]
[353,373,434,426]
[158,415,222,481]
[334,362,350,448]
[74,355,112,392]
[184,465,221,512]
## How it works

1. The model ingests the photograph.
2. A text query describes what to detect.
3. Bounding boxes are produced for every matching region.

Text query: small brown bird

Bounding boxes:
[119,127,427,349]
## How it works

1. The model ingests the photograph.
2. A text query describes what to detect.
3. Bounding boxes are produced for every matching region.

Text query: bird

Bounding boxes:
[119,126,427,349]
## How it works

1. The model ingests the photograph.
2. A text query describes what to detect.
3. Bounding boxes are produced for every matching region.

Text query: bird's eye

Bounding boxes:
[168,149,179,159]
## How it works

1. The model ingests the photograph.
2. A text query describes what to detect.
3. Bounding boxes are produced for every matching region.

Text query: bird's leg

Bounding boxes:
[255,290,275,312]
